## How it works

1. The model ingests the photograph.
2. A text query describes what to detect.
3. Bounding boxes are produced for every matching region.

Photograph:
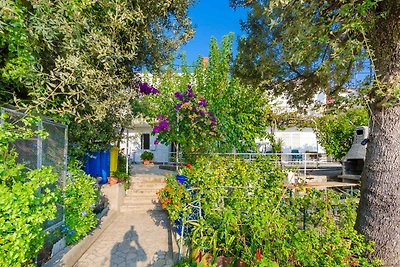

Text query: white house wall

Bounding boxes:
[257,127,325,153]
[123,124,324,163]
[119,127,171,163]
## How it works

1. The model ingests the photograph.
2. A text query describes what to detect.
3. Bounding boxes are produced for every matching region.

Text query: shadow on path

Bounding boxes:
[148,210,178,264]
[110,226,147,267]
[146,250,179,267]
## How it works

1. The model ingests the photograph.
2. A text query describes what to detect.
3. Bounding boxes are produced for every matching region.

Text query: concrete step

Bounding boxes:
[123,197,160,204]
[126,188,161,194]
[129,182,166,189]
[130,175,167,183]
[125,192,159,198]
[120,203,164,212]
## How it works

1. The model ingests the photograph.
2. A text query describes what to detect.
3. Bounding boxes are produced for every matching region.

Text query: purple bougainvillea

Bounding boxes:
[159,119,170,131]
[199,98,208,107]
[175,92,184,101]
[153,126,161,133]
[186,88,196,98]
[153,84,218,147]
[138,82,160,95]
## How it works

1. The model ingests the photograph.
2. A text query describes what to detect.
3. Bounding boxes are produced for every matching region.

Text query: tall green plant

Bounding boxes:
[314,107,368,160]
[194,34,269,152]
[0,113,59,267]
[169,156,379,266]
[148,34,270,156]
[63,160,99,245]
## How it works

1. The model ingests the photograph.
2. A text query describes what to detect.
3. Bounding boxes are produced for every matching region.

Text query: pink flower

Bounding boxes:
[154,140,159,145]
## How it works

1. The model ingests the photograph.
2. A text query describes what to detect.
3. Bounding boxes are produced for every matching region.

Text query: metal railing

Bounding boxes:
[166,152,340,176]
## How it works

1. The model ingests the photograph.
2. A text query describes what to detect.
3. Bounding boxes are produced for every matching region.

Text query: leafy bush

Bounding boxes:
[63,160,99,244]
[116,152,130,189]
[0,114,59,267]
[167,156,379,266]
[140,151,154,161]
[157,175,192,223]
[314,107,368,160]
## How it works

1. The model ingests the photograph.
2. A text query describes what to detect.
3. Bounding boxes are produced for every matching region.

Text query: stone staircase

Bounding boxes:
[120,174,167,213]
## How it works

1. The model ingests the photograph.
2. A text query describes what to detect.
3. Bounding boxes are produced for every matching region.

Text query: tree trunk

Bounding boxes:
[356,105,400,265]
[355,1,400,265]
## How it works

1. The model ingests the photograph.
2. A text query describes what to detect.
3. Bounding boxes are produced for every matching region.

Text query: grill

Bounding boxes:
[340,126,368,180]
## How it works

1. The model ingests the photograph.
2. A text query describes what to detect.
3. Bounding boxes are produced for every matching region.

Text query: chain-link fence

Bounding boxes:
[1,107,68,231]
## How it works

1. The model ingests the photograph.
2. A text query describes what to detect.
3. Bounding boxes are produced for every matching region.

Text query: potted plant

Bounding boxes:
[140,151,154,165]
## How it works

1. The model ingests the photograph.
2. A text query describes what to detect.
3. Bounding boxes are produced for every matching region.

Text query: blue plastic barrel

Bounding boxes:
[100,150,110,183]
[84,149,110,184]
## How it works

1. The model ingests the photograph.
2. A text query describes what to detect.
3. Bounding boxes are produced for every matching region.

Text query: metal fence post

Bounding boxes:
[37,120,43,170]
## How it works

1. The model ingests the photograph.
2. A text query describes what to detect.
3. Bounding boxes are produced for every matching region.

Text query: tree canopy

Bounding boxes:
[231,0,400,264]
[1,0,195,152]
[231,0,381,107]
[144,34,270,155]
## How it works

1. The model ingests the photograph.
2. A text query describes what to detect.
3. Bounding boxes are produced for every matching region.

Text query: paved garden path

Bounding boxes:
[74,165,176,267]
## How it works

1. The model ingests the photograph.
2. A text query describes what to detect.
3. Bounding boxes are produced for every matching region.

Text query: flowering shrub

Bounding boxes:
[0,113,59,267]
[157,174,192,222]
[137,81,160,95]
[173,156,379,266]
[153,84,220,160]
[63,160,99,244]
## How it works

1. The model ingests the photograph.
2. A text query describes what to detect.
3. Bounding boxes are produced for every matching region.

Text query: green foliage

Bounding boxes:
[64,160,99,245]
[231,0,380,108]
[266,133,283,153]
[173,258,200,267]
[148,34,269,156]
[1,0,195,154]
[0,113,59,267]
[314,107,368,160]
[194,34,269,152]
[115,152,130,189]
[151,84,220,161]
[140,151,154,161]
[0,1,35,101]
[157,174,192,223]
[169,156,379,266]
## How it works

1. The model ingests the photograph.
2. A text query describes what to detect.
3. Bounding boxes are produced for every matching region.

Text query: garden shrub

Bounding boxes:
[0,114,59,267]
[63,160,99,244]
[161,156,379,266]
[116,152,130,189]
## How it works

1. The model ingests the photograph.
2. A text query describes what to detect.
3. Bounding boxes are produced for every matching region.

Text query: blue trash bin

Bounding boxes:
[84,149,110,184]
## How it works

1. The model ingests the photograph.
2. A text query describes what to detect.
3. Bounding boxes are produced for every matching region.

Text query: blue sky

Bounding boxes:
[176,0,247,65]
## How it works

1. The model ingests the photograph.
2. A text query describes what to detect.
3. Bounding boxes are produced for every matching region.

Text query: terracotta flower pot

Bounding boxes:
[108,177,118,185]
[143,160,151,165]
[235,259,247,267]
[216,256,247,267]
[216,256,234,267]
[191,248,212,265]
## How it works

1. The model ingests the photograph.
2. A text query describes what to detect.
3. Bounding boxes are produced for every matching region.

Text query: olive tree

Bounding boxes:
[1,0,194,151]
